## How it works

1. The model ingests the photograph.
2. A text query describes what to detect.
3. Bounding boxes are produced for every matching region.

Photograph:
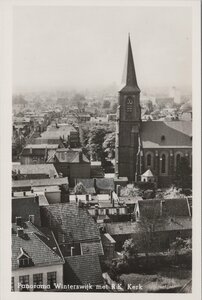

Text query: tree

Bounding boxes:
[102,132,116,159]
[122,238,138,261]
[74,182,87,195]
[175,157,192,188]
[86,126,107,161]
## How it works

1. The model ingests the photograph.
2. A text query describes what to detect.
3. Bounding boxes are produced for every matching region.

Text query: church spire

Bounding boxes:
[120,35,140,93]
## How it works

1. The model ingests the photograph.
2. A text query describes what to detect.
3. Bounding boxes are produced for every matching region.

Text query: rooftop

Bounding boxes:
[12,163,58,178]
[141,121,192,148]
[12,222,63,270]
[65,255,103,285]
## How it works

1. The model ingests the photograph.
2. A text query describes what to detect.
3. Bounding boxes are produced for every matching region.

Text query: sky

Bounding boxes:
[13,5,192,92]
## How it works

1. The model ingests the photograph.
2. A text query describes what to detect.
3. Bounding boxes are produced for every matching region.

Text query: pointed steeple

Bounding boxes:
[120,35,140,93]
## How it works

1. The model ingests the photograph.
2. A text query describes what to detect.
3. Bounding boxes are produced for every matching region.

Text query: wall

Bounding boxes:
[45,191,61,204]
[12,263,63,291]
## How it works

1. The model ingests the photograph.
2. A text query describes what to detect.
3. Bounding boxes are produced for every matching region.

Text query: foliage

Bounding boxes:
[122,238,139,260]
[102,132,116,159]
[86,126,107,161]
[175,157,192,188]
[120,184,141,197]
[74,182,87,195]
[169,237,192,256]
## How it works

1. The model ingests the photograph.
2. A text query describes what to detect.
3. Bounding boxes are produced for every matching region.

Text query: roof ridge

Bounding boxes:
[31,232,63,262]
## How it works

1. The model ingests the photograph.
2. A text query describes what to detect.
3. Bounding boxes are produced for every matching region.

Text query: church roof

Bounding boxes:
[142,169,154,177]
[119,35,140,94]
[141,121,192,148]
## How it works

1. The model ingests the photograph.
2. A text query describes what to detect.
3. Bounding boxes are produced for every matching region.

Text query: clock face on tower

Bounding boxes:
[126,96,133,113]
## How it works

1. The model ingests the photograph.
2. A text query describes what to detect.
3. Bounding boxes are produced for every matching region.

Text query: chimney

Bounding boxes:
[34,195,39,204]
[30,147,32,154]
[79,151,82,162]
[16,216,22,227]
[17,227,24,237]
[86,194,89,202]
[116,185,121,197]
[23,191,26,196]
[29,215,35,224]
[70,246,75,256]
[110,190,113,203]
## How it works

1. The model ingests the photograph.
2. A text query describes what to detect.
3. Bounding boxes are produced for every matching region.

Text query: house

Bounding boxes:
[40,203,104,258]
[12,195,41,226]
[20,144,59,165]
[12,177,69,202]
[51,149,91,186]
[104,198,192,252]
[12,221,64,291]
[64,255,103,287]
[12,163,58,180]
[95,178,115,194]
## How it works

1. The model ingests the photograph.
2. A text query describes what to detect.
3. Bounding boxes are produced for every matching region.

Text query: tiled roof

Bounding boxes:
[55,149,89,163]
[81,241,104,256]
[12,177,69,190]
[141,121,192,148]
[12,196,41,226]
[41,203,101,243]
[12,164,58,178]
[105,222,141,236]
[64,255,103,285]
[12,223,63,270]
[162,198,191,217]
[138,200,162,219]
[96,178,114,191]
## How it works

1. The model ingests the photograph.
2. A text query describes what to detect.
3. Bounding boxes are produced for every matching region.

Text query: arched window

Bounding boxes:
[161,154,166,173]
[126,97,133,113]
[147,154,151,166]
[176,154,181,167]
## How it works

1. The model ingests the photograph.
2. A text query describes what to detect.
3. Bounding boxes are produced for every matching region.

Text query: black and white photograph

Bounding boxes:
[0,0,201,299]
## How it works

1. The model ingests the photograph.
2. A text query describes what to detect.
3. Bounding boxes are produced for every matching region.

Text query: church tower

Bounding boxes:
[115,36,141,182]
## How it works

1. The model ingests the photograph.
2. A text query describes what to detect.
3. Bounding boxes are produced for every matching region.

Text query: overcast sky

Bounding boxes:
[13,6,192,92]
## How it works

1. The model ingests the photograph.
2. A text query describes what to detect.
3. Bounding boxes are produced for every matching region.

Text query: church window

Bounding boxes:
[161,154,166,173]
[126,97,133,113]
[147,154,151,166]
[176,154,181,167]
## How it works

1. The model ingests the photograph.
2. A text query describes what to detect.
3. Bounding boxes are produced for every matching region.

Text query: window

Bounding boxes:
[47,272,56,289]
[11,277,14,291]
[126,97,133,113]
[176,154,181,167]
[18,257,30,268]
[19,275,29,291]
[33,273,43,291]
[161,154,166,174]
[147,154,151,166]
[161,135,165,141]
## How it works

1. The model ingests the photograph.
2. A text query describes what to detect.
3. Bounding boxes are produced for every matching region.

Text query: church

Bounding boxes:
[115,36,192,187]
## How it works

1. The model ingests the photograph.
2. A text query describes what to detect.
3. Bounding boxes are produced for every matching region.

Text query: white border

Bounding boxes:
[0,1,201,300]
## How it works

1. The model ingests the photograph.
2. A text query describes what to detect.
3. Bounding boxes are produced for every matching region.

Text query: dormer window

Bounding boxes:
[19,257,30,267]
[17,248,32,268]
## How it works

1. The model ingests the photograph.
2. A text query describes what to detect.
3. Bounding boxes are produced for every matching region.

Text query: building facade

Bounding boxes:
[115,36,192,186]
